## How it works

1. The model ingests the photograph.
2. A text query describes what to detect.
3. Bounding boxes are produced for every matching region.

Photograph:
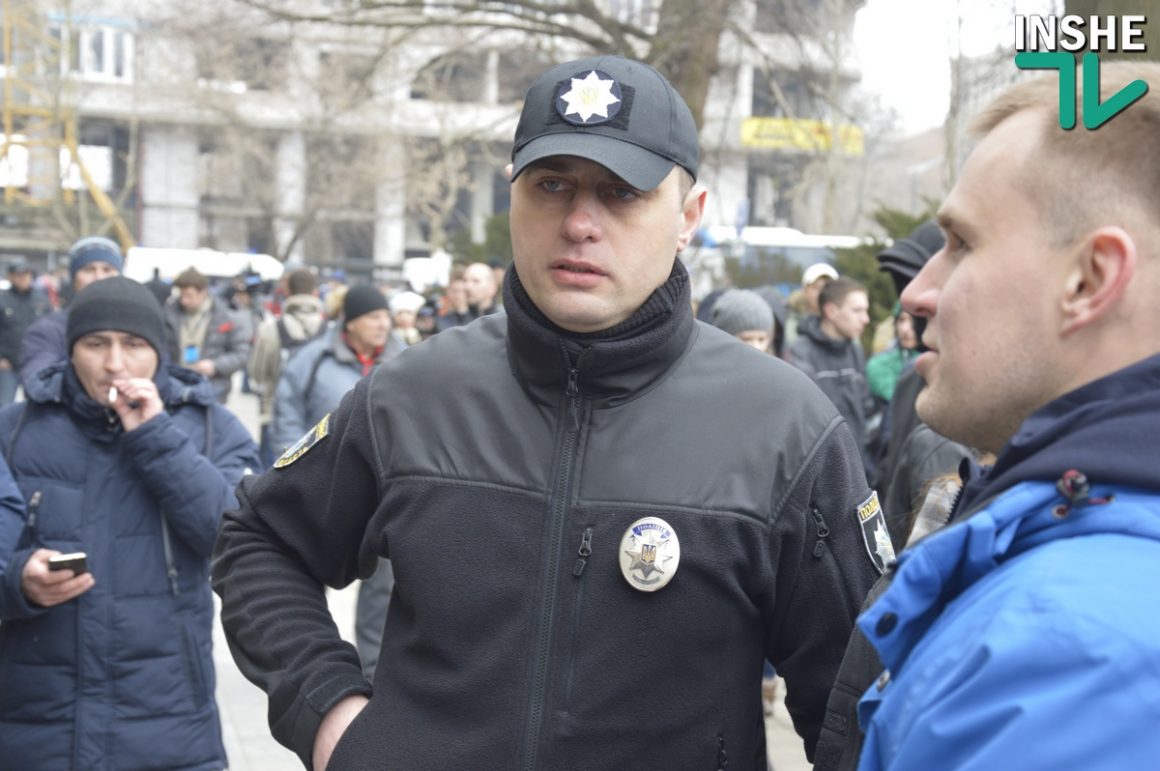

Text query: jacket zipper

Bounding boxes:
[810,504,853,613]
[522,364,584,771]
[810,505,830,559]
[562,526,594,710]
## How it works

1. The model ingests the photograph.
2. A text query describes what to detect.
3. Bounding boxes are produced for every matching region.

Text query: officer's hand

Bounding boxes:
[21,548,95,607]
[0,358,11,370]
[313,694,369,771]
[192,359,216,378]
[110,377,164,432]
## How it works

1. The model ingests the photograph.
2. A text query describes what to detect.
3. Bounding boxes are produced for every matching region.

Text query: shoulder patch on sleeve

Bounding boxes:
[857,491,895,574]
[274,413,331,469]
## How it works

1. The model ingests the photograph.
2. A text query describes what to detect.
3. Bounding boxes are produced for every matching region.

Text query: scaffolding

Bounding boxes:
[0,0,134,252]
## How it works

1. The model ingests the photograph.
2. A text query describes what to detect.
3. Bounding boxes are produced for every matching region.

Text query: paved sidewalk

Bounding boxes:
[216,388,811,771]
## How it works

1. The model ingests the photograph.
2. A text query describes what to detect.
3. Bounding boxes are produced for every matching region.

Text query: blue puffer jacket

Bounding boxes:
[0,363,260,770]
[856,353,1160,770]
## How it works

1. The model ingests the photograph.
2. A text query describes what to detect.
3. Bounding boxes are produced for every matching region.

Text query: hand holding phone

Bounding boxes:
[48,552,89,575]
[23,549,94,607]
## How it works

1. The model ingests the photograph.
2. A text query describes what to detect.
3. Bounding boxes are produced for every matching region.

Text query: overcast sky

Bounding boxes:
[854,0,1060,133]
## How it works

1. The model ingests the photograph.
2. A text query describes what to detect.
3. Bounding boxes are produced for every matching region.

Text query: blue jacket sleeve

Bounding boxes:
[0,452,38,620]
[121,406,260,558]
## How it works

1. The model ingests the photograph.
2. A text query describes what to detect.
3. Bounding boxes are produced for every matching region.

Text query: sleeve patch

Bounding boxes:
[273,413,331,469]
[857,490,895,574]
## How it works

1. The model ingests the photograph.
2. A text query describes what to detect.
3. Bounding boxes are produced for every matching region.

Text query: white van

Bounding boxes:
[700,225,866,269]
[122,247,284,284]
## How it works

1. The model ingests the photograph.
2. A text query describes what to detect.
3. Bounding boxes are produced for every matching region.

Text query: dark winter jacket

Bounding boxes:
[0,285,50,364]
[0,363,260,770]
[787,315,873,453]
[214,263,880,769]
[164,298,252,403]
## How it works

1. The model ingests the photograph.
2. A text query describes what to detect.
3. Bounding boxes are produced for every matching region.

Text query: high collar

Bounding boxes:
[798,314,850,351]
[503,260,695,407]
[956,351,1160,517]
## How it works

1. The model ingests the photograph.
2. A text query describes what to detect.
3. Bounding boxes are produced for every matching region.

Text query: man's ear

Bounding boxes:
[675,185,707,253]
[504,163,514,181]
[1060,226,1137,335]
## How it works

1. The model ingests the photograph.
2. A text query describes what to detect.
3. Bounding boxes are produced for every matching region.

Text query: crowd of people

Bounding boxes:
[0,53,1158,771]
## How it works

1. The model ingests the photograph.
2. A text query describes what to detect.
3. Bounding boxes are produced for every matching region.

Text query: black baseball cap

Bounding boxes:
[510,56,699,191]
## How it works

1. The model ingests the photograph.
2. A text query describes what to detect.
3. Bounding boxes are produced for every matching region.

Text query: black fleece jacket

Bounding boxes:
[213,261,878,770]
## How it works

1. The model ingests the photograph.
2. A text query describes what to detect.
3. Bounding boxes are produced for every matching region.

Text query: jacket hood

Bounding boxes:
[956,352,1160,517]
[24,361,220,410]
[282,294,324,318]
[797,314,849,351]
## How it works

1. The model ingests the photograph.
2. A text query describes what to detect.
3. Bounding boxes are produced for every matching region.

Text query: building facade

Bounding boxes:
[1,0,866,279]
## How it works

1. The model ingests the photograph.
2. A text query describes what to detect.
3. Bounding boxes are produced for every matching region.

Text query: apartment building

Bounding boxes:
[1,0,866,277]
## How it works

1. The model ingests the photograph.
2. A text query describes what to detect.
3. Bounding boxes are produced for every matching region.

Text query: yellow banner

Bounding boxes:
[740,118,864,156]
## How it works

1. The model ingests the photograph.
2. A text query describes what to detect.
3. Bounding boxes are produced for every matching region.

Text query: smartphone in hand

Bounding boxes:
[48,552,88,575]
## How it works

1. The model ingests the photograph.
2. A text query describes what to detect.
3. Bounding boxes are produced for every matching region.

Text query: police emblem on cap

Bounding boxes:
[274,413,330,469]
[856,491,895,574]
[556,69,622,126]
[619,516,680,592]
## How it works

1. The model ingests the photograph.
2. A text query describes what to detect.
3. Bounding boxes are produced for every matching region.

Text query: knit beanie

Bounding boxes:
[67,277,166,356]
[68,236,124,278]
[711,289,774,337]
[343,284,389,326]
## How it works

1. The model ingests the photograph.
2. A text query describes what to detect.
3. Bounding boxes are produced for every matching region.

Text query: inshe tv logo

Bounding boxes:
[1015,15,1149,129]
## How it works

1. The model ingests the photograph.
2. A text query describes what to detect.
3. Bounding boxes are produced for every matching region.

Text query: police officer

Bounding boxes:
[214,56,880,770]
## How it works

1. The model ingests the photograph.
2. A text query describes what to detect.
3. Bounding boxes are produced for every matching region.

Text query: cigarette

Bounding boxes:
[108,386,118,404]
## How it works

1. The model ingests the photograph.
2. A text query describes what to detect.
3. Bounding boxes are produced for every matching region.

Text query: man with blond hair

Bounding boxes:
[850,62,1160,770]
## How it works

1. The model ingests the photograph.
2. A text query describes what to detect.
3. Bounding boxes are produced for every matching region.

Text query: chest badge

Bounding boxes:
[619,516,680,592]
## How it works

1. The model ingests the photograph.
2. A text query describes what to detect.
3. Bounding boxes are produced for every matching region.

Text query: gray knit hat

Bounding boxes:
[710,289,774,337]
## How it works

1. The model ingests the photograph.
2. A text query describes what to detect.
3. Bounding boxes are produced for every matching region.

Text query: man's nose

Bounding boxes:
[901,253,943,319]
[104,343,125,371]
[561,191,602,241]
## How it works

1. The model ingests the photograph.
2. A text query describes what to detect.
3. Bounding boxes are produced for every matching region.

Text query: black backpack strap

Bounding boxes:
[303,349,331,406]
[276,317,292,350]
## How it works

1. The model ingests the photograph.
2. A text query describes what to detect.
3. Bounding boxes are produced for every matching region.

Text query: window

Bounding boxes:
[196,38,286,93]
[51,25,134,83]
[411,52,488,103]
[319,51,378,105]
[0,139,30,189]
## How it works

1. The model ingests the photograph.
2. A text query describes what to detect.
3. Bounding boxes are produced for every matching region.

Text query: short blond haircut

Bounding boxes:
[970,61,1160,249]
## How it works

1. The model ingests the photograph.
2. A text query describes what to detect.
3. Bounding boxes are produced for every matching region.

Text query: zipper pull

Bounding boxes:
[572,527,593,577]
[27,490,41,531]
[810,506,829,559]
[566,367,581,431]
